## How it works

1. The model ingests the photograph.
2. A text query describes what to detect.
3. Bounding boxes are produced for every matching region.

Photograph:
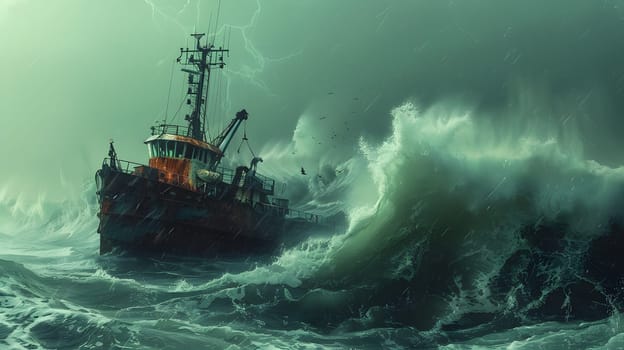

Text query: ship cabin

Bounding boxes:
[142,124,223,190]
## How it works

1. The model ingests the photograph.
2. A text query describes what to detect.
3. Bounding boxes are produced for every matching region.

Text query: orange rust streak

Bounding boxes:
[149,157,193,189]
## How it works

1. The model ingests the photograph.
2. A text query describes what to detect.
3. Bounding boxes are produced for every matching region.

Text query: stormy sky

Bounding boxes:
[2,0,624,200]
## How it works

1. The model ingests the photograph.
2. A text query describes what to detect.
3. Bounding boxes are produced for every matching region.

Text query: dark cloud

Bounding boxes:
[2,0,623,198]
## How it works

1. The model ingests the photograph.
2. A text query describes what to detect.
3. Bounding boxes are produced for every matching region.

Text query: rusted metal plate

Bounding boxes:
[95,163,339,256]
[96,168,285,255]
[148,157,194,189]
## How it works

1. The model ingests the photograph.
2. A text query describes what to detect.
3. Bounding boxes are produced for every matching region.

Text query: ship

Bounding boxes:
[95,33,334,256]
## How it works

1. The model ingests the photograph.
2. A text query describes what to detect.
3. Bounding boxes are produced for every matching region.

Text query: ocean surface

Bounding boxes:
[2,103,624,349]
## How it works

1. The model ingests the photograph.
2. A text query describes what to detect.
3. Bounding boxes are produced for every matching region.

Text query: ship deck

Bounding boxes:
[99,157,327,225]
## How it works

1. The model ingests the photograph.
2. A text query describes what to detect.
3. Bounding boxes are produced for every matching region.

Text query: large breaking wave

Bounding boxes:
[302,101,624,330]
[2,101,624,348]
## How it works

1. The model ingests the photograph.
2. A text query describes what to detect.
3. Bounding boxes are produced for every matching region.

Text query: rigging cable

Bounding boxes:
[209,65,224,141]
[172,41,189,124]
[215,64,224,136]
[207,69,216,141]
[207,78,214,141]
[203,67,211,140]
[206,12,213,39]
[226,26,232,56]
[214,0,222,41]
[171,92,190,122]
[163,58,176,124]
[207,59,218,140]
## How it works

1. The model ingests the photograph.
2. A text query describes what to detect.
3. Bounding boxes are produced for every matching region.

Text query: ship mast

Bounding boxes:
[177,33,228,142]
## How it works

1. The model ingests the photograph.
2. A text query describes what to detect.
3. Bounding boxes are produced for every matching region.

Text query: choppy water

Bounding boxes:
[2,103,624,349]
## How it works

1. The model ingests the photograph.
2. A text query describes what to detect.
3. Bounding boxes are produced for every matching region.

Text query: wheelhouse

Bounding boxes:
[145,134,221,164]
[144,132,223,188]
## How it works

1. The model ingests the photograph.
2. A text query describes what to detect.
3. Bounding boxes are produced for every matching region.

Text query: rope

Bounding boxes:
[236,122,256,158]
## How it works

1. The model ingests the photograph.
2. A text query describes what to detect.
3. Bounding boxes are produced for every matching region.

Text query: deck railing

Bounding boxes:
[251,171,275,193]
[102,157,312,221]
[105,158,146,174]
[254,202,327,225]
[103,158,273,189]
[285,208,325,224]
[150,124,190,137]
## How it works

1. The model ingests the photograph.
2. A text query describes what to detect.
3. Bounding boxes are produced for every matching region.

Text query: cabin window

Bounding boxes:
[185,145,195,159]
[165,141,174,157]
[150,141,198,158]
[157,142,165,157]
[175,142,185,158]
[148,144,158,158]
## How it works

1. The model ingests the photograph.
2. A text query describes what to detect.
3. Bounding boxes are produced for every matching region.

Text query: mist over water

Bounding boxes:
[3,0,624,348]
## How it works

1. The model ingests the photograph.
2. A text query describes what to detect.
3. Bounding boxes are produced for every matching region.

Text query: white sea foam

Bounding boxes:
[1,98,623,348]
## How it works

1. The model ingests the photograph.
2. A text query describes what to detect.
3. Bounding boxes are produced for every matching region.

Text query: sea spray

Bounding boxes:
[295,101,624,329]
[2,101,624,347]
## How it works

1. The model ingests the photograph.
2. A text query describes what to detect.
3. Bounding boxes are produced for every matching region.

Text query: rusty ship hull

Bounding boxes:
[96,163,317,256]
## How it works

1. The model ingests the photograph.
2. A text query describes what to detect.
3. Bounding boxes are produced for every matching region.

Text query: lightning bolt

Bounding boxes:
[220,0,303,96]
[202,0,304,135]
[141,0,192,34]
[376,6,391,33]
[142,0,302,98]
[177,0,192,16]
[140,0,304,134]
